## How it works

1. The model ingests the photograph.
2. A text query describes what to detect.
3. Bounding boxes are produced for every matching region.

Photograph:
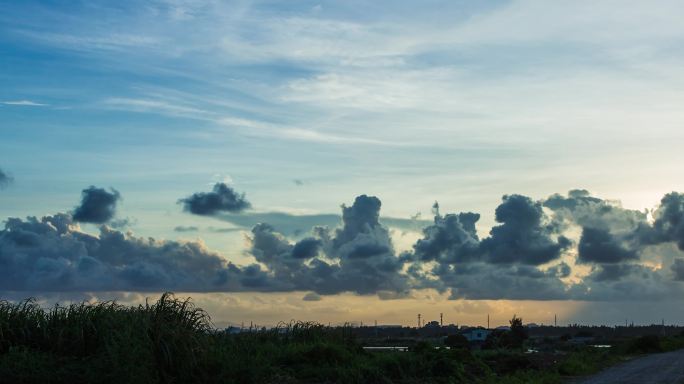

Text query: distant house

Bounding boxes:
[461,327,491,342]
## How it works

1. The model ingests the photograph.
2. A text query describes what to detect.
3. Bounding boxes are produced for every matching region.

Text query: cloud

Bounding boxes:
[412,194,569,268]
[544,189,648,234]
[672,259,684,281]
[481,194,570,265]
[179,183,251,215]
[413,212,481,263]
[578,227,638,264]
[302,292,322,301]
[651,192,684,250]
[72,186,121,224]
[4,188,684,301]
[406,189,684,301]
[174,225,199,232]
[1,100,48,106]
[293,179,304,186]
[246,195,410,297]
[173,225,242,233]
[217,211,430,237]
[291,237,322,259]
[109,217,136,229]
[206,227,242,233]
[0,213,269,292]
[0,168,13,189]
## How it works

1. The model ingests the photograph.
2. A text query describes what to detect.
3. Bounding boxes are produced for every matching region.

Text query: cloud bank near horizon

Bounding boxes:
[2,187,684,301]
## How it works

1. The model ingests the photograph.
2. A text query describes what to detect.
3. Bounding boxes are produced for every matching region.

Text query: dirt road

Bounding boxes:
[577,349,684,384]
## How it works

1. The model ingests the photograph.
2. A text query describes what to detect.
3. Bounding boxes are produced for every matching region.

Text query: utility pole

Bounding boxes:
[554,314,557,327]
[440,313,443,327]
[418,314,421,328]
[487,314,490,329]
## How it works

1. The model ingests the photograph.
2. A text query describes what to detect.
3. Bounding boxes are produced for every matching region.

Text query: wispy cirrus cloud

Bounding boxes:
[2,100,48,106]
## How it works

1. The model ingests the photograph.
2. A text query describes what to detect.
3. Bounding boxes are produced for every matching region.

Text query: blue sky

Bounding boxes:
[3,0,684,326]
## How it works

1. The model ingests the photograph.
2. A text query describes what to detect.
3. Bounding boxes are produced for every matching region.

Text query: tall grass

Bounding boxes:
[0,294,395,383]
[0,293,213,383]
[4,293,670,383]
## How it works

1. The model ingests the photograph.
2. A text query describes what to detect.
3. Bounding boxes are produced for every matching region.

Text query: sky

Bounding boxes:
[2,0,684,327]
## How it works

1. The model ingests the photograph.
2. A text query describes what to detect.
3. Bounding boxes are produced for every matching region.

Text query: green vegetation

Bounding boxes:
[1,294,683,383]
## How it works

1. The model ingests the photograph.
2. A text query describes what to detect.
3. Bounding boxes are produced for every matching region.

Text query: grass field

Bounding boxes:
[1,293,682,384]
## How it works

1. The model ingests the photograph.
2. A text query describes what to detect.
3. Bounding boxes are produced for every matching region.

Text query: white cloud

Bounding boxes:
[2,100,48,106]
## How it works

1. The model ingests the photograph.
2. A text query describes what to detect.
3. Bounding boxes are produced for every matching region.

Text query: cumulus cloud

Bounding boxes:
[246,195,409,297]
[578,227,638,264]
[651,192,684,250]
[72,186,121,224]
[406,189,684,301]
[179,183,251,215]
[0,168,13,189]
[0,214,269,292]
[481,194,570,265]
[413,212,480,264]
[5,188,684,301]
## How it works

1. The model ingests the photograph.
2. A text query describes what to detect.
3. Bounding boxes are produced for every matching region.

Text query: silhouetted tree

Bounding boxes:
[444,334,469,349]
[507,314,528,349]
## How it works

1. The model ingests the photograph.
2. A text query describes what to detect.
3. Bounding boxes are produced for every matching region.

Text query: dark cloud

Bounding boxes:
[291,238,321,259]
[544,190,648,241]
[6,187,684,301]
[579,263,673,301]
[72,186,121,224]
[406,194,573,300]
[588,264,641,282]
[481,194,570,265]
[293,179,304,186]
[652,192,684,250]
[412,194,568,266]
[333,195,382,248]
[405,191,680,301]
[0,168,13,189]
[413,212,480,263]
[179,183,251,215]
[672,259,684,281]
[578,227,639,264]
[0,213,271,292]
[246,195,409,297]
[438,263,570,300]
